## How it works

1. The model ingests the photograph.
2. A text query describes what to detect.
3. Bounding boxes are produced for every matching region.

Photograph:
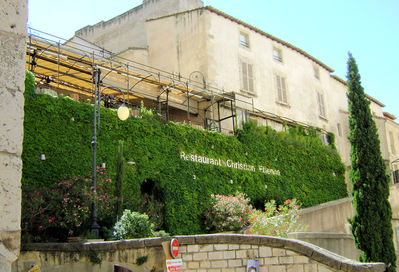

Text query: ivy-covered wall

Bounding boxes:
[22,74,347,235]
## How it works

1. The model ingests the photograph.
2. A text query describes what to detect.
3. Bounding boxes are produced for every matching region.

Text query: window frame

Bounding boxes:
[239,32,250,48]
[273,48,283,62]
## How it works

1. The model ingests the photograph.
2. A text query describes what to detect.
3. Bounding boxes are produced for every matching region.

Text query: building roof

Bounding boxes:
[383,112,396,120]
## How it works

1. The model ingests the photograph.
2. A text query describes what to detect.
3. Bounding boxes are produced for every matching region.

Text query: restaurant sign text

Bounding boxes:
[180,152,280,176]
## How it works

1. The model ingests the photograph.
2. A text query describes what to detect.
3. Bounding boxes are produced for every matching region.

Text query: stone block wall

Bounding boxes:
[14,235,385,272]
[0,0,27,271]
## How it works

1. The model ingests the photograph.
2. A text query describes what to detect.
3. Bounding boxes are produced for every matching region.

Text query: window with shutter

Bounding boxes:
[393,170,399,184]
[240,60,254,94]
[317,91,326,118]
[276,75,288,104]
[389,131,396,155]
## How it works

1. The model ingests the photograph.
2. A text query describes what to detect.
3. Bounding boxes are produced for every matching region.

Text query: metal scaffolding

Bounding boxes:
[26,28,237,133]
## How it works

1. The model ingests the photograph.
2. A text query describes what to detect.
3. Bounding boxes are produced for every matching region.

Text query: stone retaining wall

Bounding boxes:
[14,235,385,272]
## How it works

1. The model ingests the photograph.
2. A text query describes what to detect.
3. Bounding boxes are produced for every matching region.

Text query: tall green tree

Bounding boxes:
[347,53,396,271]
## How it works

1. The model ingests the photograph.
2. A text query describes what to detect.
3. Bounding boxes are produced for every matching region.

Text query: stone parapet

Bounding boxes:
[15,234,385,272]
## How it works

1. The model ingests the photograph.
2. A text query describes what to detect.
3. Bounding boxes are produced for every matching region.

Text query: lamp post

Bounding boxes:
[91,68,129,238]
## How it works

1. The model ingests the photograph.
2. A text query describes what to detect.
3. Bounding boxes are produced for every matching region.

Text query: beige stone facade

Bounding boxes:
[0,0,27,271]
[73,0,399,183]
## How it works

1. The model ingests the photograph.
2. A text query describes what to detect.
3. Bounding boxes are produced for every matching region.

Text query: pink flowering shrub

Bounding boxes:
[21,167,116,242]
[204,192,254,232]
[21,184,59,242]
[248,199,306,237]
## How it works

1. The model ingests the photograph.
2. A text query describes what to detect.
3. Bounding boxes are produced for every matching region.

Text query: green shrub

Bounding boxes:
[113,210,154,239]
[205,192,254,232]
[248,199,306,237]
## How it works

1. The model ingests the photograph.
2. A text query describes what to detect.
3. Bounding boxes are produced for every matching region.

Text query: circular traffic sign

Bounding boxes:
[170,238,179,258]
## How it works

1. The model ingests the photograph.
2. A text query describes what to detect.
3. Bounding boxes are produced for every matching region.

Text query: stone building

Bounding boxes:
[0,0,27,271]
[73,0,399,182]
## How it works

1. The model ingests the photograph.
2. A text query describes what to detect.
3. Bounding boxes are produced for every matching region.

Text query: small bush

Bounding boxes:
[153,230,170,237]
[248,199,306,237]
[113,210,154,239]
[204,192,254,232]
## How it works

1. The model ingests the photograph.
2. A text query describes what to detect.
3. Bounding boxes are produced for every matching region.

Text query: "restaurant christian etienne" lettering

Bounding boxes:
[180,152,280,176]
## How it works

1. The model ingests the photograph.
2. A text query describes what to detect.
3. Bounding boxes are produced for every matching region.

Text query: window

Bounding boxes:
[389,131,396,154]
[275,75,288,104]
[240,60,254,93]
[206,118,220,132]
[318,133,329,146]
[240,32,249,48]
[273,48,282,62]
[236,109,249,129]
[393,170,399,184]
[317,91,326,118]
[337,123,342,137]
[314,66,320,80]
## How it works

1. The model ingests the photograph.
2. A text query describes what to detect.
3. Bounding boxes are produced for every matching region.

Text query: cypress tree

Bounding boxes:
[347,53,396,271]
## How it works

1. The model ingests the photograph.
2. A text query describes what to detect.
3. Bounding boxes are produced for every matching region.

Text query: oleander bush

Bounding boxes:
[21,167,116,242]
[204,192,254,232]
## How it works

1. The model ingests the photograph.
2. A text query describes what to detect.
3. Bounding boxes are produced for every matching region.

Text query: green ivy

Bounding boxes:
[22,72,347,235]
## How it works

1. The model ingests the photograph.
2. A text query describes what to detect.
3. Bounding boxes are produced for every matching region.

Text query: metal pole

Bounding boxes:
[231,99,235,134]
[91,68,100,238]
[217,100,221,132]
[186,83,190,122]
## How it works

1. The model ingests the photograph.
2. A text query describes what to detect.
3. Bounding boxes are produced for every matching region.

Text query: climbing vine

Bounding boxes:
[22,71,347,235]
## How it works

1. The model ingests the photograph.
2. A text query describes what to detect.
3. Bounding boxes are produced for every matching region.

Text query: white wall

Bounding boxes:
[75,0,203,53]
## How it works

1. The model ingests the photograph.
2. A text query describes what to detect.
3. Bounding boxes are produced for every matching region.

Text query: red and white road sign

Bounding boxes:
[170,238,179,258]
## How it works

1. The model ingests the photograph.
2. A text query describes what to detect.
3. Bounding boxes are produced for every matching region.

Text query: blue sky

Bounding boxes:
[28,0,399,118]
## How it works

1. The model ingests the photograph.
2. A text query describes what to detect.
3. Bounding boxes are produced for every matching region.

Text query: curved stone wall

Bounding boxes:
[14,234,385,272]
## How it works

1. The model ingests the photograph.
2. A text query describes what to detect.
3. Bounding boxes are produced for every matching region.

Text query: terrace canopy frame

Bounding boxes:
[25,28,237,132]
